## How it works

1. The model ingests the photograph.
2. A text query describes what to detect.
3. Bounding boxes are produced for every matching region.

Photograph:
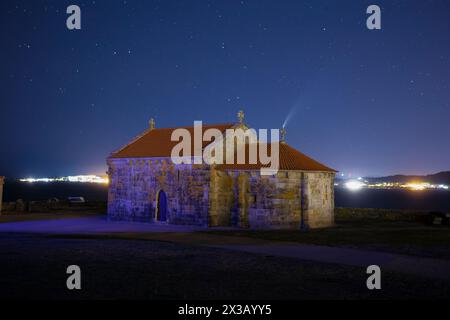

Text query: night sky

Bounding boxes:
[1,0,450,178]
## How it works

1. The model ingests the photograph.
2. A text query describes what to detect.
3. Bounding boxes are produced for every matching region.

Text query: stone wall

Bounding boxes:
[108,159,335,229]
[209,170,334,229]
[302,172,335,228]
[0,177,4,215]
[247,171,302,229]
[335,207,427,222]
[107,158,210,225]
[209,168,234,226]
[1,200,106,214]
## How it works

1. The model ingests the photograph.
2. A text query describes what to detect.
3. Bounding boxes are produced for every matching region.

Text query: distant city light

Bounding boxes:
[401,182,449,191]
[20,175,108,184]
[345,180,366,191]
[338,180,449,191]
[404,182,428,191]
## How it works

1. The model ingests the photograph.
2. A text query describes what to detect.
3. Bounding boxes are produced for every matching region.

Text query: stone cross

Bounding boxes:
[149,118,155,130]
[237,110,244,124]
[280,127,287,143]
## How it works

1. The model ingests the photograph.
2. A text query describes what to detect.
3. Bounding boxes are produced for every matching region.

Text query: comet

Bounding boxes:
[282,106,298,129]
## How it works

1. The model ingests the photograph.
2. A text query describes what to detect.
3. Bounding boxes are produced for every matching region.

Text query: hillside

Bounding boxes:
[364,171,450,185]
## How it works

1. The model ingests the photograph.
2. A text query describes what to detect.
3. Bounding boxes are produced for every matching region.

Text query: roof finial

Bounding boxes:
[237,110,244,124]
[149,118,155,130]
[280,127,287,143]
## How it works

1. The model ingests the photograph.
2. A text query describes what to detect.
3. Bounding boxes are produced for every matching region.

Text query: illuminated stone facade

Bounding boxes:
[107,158,211,225]
[107,159,335,229]
[107,116,336,229]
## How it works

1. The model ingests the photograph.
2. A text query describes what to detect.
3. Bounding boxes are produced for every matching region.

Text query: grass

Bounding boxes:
[43,219,450,259]
[203,219,450,259]
[1,233,450,299]
[1,211,449,259]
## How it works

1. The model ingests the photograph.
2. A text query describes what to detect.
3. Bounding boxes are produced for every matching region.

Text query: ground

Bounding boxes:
[0,213,449,299]
[205,219,450,260]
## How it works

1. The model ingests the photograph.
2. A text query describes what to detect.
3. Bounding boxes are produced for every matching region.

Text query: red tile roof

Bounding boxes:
[109,124,336,172]
[109,123,234,159]
[215,142,336,172]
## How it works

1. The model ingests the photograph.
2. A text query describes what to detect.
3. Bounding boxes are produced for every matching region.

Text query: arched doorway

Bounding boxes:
[156,190,167,222]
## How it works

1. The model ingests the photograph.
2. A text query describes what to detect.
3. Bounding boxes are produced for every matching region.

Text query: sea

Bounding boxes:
[2,181,450,212]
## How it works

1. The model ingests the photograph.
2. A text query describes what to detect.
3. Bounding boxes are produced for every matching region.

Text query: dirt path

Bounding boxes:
[209,243,450,281]
[1,216,449,281]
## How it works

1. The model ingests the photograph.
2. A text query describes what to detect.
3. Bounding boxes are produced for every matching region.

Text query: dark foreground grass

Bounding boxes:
[0,233,449,300]
[204,220,450,259]
[1,212,449,259]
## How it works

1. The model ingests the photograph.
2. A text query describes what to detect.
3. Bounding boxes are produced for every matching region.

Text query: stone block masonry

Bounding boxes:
[107,158,211,225]
[107,158,335,229]
[106,118,336,229]
[209,169,335,229]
